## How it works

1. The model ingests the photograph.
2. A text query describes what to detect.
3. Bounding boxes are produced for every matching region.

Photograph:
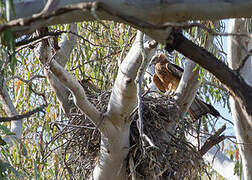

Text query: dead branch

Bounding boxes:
[0,104,47,122]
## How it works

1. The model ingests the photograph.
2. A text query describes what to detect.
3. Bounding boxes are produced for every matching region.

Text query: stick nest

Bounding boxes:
[52,91,204,179]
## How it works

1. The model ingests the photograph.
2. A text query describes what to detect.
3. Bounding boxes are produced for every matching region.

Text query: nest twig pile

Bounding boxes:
[50,92,204,179]
[128,95,204,179]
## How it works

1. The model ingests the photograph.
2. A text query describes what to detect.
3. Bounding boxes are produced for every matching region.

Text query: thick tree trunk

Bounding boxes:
[36,30,157,179]
[227,19,252,180]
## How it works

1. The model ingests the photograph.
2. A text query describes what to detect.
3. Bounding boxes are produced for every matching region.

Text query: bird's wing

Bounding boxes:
[165,61,184,80]
[153,74,166,92]
[189,97,220,120]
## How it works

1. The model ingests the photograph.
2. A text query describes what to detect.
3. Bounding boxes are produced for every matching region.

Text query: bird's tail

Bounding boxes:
[188,98,220,120]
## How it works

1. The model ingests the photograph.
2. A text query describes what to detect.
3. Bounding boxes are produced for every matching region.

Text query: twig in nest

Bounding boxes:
[135,31,157,151]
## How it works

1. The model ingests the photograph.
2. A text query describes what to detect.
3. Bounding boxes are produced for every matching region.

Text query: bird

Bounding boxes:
[150,53,220,120]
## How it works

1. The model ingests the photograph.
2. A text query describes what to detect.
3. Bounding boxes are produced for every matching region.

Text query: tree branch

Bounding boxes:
[106,32,157,127]
[167,32,252,117]
[4,0,252,39]
[0,104,47,122]
[0,76,22,145]
[47,58,102,128]
[174,60,200,116]
[199,124,226,156]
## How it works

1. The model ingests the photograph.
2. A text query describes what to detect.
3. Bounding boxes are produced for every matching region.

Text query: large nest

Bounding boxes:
[51,91,204,179]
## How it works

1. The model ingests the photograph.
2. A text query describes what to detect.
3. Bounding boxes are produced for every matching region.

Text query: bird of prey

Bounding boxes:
[150,54,220,120]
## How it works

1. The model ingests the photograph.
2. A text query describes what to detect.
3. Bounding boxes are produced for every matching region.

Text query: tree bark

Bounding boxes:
[0,77,21,145]
[4,0,252,38]
[169,32,252,118]
[227,18,252,180]
[36,29,157,179]
[174,60,200,116]
[9,0,252,23]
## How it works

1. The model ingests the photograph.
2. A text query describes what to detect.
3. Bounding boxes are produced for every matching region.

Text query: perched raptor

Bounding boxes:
[150,54,220,120]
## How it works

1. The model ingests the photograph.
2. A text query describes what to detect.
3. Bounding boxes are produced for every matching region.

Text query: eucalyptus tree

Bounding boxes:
[1,0,252,179]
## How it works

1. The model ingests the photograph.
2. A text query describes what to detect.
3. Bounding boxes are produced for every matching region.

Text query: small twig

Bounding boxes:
[63,139,77,180]
[5,75,47,102]
[197,119,201,151]
[236,48,252,73]
[135,31,145,141]
[15,32,62,47]
[50,122,96,130]
[0,104,47,122]
[220,116,234,126]
[4,74,45,84]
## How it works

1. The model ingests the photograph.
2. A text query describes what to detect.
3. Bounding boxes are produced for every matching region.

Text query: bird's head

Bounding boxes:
[149,54,169,66]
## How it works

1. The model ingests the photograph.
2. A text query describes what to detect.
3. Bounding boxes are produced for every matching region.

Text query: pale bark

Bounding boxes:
[0,77,21,145]
[3,0,252,43]
[227,19,252,180]
[44,24,78,114]
[92,32,157,180]
[174,60,200,116]
[36,29,157,179]
[8,0,252,25]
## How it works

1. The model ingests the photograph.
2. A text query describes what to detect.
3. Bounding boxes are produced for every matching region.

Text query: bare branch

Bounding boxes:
[107,32,157,127]
[135,32,158,149]
[5,75,45,84]
[0,76,22,144]
[136,31,145,140]
[174,60,200,116]
[16,32,62,47]
[0,104,47,122]
[47,58,101,128]
[199,124,226,156]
